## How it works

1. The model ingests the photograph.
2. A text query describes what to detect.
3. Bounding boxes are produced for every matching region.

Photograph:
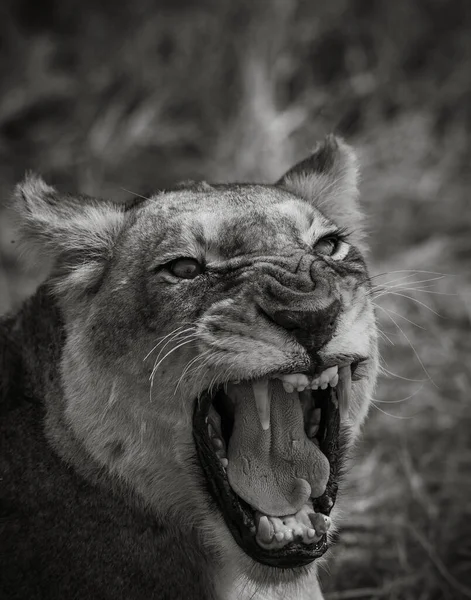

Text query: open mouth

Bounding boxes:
[193,362,357,569]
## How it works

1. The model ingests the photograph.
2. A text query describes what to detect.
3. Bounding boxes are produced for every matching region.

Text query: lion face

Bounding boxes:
[13,136,378,571]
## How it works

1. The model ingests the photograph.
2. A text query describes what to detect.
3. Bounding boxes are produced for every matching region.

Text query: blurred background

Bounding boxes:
[0,0,470,597]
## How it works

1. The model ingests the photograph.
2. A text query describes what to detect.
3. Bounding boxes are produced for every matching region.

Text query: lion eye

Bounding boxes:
[169,258,204,279]
[314,236,339,257]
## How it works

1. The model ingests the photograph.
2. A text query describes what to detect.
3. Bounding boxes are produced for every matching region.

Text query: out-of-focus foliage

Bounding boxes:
[1,1,470,598]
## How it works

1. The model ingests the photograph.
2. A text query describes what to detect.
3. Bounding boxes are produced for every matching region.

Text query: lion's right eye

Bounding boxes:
[169,257,204,279]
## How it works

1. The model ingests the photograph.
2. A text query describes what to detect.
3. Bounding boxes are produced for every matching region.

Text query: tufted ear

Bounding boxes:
[11,174,126,298]
[278,135,366,248]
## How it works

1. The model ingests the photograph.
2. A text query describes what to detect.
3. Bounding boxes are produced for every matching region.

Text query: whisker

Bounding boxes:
[371,272,419,281]
[223,366,239,390]
[174,350,212,395]
[144,325,195,360]
[120,187,153,201]
[371,402,419,419]
[370,272,430,291]
[373,384,424,404]
[391,287,457,296]
[379,365,427,383]
[374,304,426,330]
[190,353,219,390]
[377,328,395,346]
[375,291,444,317]
[208,372,220,397]
[372,281,446,300]
[374,304,438,388]
[371,276,447,297]
[375,274,446,288]
[150,338,197,383]
[370,269,448,278]
[151,332,198,372]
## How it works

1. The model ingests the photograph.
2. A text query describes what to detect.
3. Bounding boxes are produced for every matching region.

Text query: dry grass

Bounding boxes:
[1,0,470,597]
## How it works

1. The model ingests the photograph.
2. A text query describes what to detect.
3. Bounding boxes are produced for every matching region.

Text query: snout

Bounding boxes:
[264,300,341,352]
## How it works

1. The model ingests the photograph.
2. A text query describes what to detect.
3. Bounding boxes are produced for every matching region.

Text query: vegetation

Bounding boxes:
[1,0,470,597]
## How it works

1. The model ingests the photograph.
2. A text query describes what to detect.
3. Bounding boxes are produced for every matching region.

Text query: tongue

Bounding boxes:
[226,380,330,516]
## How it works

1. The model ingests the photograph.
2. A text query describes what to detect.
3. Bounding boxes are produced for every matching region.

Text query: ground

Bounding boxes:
[0,1,470,598]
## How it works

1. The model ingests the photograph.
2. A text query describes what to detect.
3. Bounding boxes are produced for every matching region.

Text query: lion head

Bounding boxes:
[12,135,378,592]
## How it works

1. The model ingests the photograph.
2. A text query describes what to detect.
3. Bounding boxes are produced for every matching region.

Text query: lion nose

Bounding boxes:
[269,300,341,351]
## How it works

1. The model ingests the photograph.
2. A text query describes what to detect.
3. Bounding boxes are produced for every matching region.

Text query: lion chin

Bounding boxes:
[2,134,378,600]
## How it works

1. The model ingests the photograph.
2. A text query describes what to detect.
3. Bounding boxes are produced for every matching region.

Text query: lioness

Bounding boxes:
[0,135,378,600]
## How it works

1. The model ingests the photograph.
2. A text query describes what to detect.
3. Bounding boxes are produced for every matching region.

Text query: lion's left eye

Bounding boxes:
[169,258,204,279]
[314,236,340,257]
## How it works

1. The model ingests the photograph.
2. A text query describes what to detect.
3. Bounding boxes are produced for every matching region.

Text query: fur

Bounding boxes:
[0,135,378,599]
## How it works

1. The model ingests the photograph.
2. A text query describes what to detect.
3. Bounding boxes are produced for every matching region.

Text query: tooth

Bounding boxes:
[212,437,224,450]
[318,365,338,387]
[283,382,295,393]
[326,365,338,379]
[278,373,309,388]
[252,379,271,430]
[337,365,352,420]
[307,528,316,538]
[257,516,274,543]
[309,512,331,534]
[208,405,222,430]
[330,374,339,387]
[307,408,321,439]
[324,496,334,510]
[275,532,284,542]
[319,373,329,386]
[220,458,228,468]
[284,530,293,542]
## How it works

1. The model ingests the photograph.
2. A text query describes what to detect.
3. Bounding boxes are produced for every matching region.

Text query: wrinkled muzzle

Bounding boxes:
[254,254,342,354]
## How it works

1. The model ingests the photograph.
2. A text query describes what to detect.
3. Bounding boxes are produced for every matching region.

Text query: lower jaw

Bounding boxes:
[193,388,342,569]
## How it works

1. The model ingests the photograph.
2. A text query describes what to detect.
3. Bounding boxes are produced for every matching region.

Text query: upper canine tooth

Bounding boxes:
[252,379,271,430]
[337,365,352,421]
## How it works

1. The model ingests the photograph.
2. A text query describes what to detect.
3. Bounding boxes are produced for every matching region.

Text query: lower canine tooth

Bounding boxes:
[220,458,228,468]
[337,365,352,421]
[252,379,271,430]
[257,516,274,543]
[309,513,331,534]
[275,532,284,542]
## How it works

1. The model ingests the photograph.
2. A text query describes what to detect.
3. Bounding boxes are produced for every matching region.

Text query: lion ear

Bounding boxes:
[12,174,126,297]
[277,135,366,248]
